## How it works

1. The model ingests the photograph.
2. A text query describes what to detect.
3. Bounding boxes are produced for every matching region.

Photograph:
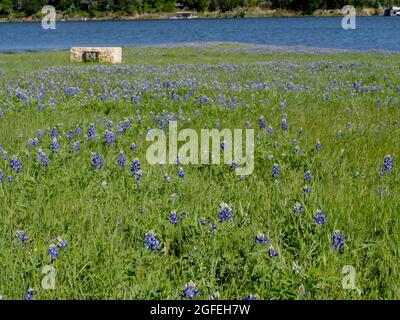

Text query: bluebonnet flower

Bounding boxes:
[258,116,266,129]
[304,171,312,182]
[255,232,269,245]
[180,282,201,300]
[7,176,13,183]
[268,246,278,257]
[0,170,3,183]
[268,154,274,161]
[267,125,274,136]
[48,244,59,262]
[92,153,103,170]
[28,139,39,147]
[56,236,68,248]
[51,128,58,139]
[10,156,22,173]
[332,230,345,254]
[163,173,171,182]
[51,137,60,153]
[16,231,28,248]
[177,167,185,178]
[231,161,238,169]
[72,141,80,152]
[302,185,312,193]
[293,202,304,214]
[135,169,143,185]
[242,294,259,300]
[104,130,115,145]
[117,151,126,168]
[314,210,327,225]
[37,149,49,167]
[281,116,288,132]
[199,218,206,225]
[221,141,227,151]
[75,125,82,135]
[294,146,302,155]
[23,288,34,300]
[210,223,216,233]
[131,158,141,176]
[130,143,137,151]
[219,203,233,222]
[68,131,75,140]
[380,155,393,176]
[3,151,9,160]
[144,231,160,251]
[169,211,178,225]
[209,292,221,300]
[272,163,280,178]
[87,123,97,140]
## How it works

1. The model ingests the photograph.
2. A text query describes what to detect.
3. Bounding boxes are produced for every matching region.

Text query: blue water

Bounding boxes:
[0,17,399,52]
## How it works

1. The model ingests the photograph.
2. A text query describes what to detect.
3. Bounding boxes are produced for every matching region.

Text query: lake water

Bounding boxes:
[0,17,399,53]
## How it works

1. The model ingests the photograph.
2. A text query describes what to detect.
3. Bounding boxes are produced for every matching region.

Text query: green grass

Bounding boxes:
[0,45,400,300]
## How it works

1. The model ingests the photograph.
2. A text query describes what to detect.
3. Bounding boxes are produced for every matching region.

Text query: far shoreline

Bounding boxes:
[0,7,387,23]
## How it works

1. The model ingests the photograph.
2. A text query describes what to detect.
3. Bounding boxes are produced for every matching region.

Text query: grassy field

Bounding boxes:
[0,45,399,300]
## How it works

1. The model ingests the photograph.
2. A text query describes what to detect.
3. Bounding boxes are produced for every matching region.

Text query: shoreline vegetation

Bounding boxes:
[0,7,386,23]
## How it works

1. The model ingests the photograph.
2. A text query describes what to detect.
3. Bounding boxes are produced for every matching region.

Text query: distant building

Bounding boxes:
[384,6,400,16]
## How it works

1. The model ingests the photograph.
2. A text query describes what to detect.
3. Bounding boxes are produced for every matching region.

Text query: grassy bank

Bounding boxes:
[0,45,399,299]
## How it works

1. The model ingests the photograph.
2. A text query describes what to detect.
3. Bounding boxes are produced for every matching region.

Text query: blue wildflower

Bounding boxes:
[135,169,143,185]
[68,131,75,140]
[56,236,68,248]
[380,155,393,176]
[267,125,274,136]
[7,176,13,183]
[51,128,58,139]
[255,232,269,245]
[231,161,238,169]
[314,209,327,225]
[144,231,160,251]
[333,230,345,254]
[293,202,304,214]
[37,149,49,167]
[87,123,97,140]
[92,153,103,170]
[75,125,82,135]
[316,140,323,151]
[272,163,280,178]
[48,244,59,262]
[0,170,3,183]
[177,167,185,177]
[169,211,178,225]
[131,158,141,176]
[104,130,115,145]
[243,294,259,300]
[51,137,60,153]
[72,141,80,152]
[23,288,34,300]
[219,202,233,222]
[302,185,312,193]
[117,151,126,168]
[281,116,288,132]
[10,156,22,173]
[258,116,266,129]
[130,143,137,151]
[16,231,28,248]
[304,171,312,182]
[268,246,278,258]
[180,282,201,300]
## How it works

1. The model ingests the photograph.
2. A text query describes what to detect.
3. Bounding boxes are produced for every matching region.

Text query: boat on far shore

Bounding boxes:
[169,12,198,19]
[384,6,400,16]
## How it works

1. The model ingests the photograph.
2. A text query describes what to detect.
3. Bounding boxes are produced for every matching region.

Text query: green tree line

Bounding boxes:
[0,0,397,17]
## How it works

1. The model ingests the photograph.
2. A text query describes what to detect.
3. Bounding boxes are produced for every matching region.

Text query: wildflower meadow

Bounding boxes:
[0,45,399,300]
